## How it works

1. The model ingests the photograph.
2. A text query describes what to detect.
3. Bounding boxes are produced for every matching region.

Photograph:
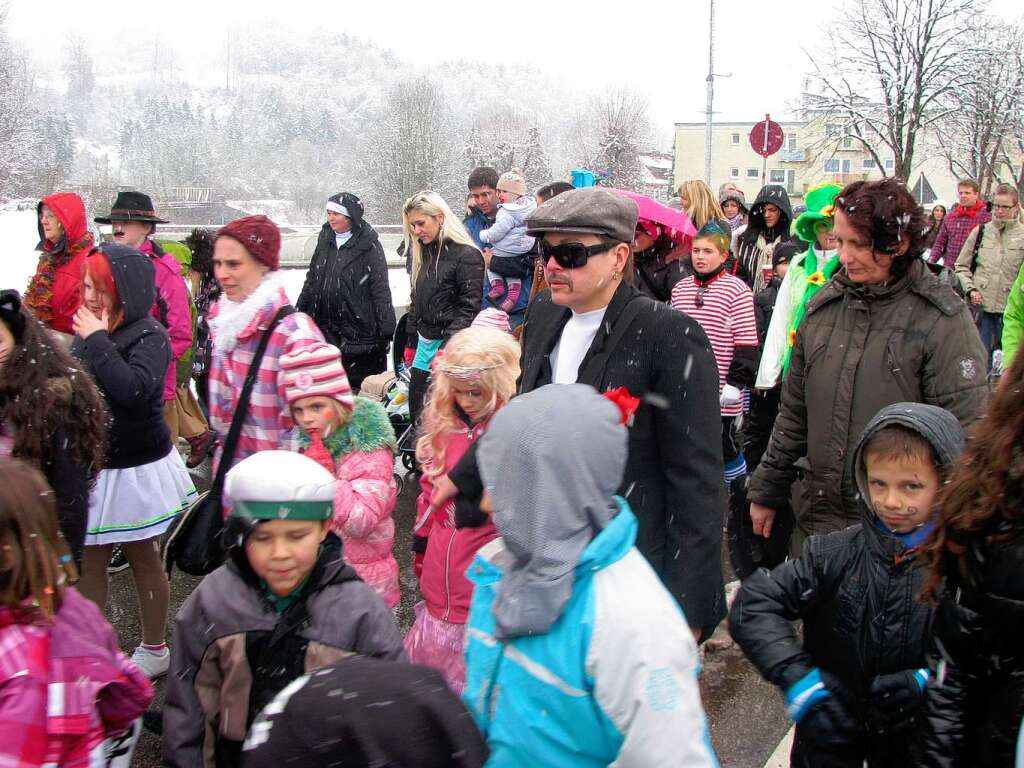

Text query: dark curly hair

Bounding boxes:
[185,227,216,279]
[835,178,928,279]
[0,302,108,486]
[920,350,1024,604]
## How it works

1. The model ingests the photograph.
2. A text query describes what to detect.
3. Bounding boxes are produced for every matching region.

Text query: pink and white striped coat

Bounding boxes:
[207,275,324,468]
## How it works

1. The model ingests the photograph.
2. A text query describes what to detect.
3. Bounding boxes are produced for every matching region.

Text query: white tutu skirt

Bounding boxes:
[85,448,198,546]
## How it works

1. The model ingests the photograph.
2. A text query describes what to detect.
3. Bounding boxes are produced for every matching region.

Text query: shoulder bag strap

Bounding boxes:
[970,224,985,275]
[209,305,296,495]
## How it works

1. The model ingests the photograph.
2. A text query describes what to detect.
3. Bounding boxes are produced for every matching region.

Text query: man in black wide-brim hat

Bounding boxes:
[95,191,213,468]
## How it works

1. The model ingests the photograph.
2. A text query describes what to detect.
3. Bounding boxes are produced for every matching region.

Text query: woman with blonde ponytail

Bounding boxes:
[401,191,484,430]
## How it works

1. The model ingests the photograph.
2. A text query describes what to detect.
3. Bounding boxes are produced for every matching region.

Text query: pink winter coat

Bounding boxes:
[0,588,153,767]
[140,239,193,401]
[207,274,324,469]
[413,413,497,625]
[299,397,400,607]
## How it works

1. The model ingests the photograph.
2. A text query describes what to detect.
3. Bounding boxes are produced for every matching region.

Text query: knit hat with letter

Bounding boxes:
[217,215,281,271]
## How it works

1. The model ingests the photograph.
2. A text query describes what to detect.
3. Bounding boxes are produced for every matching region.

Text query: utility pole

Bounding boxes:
[703,0,715,185]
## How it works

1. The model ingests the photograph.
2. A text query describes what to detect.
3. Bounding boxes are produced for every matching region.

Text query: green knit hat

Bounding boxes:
[225,450,335,522]
[794,184,843,243]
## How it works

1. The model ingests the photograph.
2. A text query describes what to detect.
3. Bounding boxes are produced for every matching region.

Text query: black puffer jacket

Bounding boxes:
[406,238,484,346]
[917,524,1024,767]
[731,402,966,767]
[296,193,396,355]
[72,245,172,469]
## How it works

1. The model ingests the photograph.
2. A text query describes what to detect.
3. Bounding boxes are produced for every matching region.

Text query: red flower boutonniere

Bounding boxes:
[603,386,641,426]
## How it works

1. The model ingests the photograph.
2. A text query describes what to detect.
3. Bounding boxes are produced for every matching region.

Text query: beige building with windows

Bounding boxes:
[672,119,961,208]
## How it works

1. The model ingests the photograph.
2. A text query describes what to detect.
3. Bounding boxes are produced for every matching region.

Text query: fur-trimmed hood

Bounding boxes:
[297,396,397,459]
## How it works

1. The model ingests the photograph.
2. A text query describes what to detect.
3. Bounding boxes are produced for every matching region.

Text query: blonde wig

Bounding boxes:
[415,326,521,480]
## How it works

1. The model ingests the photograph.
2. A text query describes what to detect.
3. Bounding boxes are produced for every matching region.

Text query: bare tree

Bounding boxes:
[806,0,981,181]
[463,107,551,185]
[363,76,460,221]
[940,23,1024,194]
[568,89,652,189]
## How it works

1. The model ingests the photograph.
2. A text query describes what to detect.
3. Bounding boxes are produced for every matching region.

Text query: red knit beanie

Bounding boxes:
[217,215,281,271]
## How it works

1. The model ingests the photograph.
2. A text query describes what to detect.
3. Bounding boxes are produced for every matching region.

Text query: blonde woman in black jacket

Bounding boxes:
[401,191,484,430]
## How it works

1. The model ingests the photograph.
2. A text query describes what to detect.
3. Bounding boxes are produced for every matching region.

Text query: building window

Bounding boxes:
[862,158,876,169]
[824,158,840,173]
[732,133,740,144]
[885,158,895,170]
[826,123,841,138]
[841,136,855,149]
[746,168,760,178]
[769,169,786,184]
[788,136,797,151]
[730,167,739,178]
[842,159,852,173]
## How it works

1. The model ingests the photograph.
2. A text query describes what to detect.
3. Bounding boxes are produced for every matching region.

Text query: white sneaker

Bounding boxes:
[131,645,170,679]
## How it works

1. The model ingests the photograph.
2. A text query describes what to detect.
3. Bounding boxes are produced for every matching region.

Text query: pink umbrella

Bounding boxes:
[608,188,697,245]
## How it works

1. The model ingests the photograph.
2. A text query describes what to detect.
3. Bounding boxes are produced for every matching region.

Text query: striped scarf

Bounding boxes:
[23,233,94,325]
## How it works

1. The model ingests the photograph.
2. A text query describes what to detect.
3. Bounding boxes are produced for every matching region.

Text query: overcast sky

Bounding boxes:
[8,0,1022,146]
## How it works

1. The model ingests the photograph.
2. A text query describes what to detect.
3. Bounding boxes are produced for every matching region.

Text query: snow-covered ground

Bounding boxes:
[0,206,411,311]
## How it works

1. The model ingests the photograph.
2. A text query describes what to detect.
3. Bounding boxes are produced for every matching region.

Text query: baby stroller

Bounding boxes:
[386,314,417,473]
[357,315,417,495]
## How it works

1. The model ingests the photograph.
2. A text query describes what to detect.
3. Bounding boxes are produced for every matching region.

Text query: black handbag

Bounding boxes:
[163,305,295,576]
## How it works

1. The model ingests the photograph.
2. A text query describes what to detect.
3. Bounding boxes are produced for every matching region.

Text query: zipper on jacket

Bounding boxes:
[442,525,456,621]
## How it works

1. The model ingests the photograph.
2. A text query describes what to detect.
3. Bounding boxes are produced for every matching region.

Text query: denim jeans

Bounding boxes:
[975,310,1004,370]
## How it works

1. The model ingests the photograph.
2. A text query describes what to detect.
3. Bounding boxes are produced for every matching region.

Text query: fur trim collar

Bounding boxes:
[209,272,286,355]
[298,396,397,458]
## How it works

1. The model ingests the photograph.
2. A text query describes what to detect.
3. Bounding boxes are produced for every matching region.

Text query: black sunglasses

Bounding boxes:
[539,239,617,269]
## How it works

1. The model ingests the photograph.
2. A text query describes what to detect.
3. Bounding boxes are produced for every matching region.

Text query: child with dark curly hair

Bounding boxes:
[917,351,1024,767]
[0,289,108,565]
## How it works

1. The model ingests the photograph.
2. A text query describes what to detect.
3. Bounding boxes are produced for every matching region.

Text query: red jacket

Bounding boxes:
[26,193,94,335]
[413,416,497,624]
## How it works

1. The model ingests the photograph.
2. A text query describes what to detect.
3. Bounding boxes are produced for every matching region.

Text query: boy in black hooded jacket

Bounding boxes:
[729,402,965,767]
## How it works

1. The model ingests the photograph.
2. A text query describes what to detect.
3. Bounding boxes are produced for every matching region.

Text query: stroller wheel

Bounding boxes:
[393,472,406,496]
[402,452,416,472]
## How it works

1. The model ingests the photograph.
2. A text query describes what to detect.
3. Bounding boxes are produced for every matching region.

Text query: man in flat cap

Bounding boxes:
[519,187,727,642]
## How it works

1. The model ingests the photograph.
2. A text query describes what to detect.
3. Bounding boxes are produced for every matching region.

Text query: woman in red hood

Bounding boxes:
[24,192,95,342]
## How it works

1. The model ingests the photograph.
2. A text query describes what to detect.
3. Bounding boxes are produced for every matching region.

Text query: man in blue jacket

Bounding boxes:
[464,166,533,328]
[464,384,718,768]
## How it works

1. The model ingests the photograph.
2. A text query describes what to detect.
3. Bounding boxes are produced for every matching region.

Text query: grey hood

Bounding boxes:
[853,401,965,528]
[477,384,627,639]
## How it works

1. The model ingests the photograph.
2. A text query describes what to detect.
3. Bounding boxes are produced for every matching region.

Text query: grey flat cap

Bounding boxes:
[526,188,639,243]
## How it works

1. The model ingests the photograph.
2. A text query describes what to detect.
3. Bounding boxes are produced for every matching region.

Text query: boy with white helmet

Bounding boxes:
[162,451,403,768]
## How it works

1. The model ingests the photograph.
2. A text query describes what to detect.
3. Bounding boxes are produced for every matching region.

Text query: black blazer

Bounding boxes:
[520,281,727,637]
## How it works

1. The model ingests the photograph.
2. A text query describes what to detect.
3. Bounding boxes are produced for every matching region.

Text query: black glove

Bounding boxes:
[787,669,859,747]
[867,669,927,734]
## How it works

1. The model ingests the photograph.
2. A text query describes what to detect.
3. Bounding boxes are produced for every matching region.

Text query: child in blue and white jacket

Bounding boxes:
[479,171,535,313]
[465,384,718,768]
